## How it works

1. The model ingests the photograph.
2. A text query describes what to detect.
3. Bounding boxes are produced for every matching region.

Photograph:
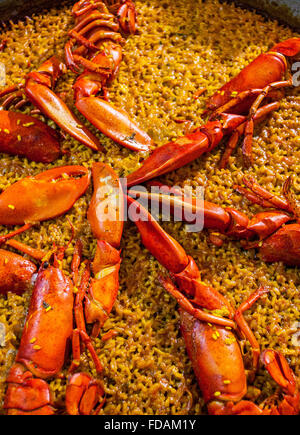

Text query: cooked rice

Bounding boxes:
[0,0,299,415]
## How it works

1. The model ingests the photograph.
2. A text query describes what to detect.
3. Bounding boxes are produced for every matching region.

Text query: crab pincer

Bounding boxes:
[0,165,90,243]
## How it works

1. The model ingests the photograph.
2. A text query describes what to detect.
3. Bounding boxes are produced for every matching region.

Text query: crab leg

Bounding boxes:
[4,259,74,415]
[206,38,300,114]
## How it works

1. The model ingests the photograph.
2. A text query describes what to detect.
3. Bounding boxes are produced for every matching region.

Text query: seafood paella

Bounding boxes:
[0,0,299,415]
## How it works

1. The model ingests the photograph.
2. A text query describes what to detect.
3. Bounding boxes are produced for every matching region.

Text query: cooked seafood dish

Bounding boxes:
[0,0,299,415]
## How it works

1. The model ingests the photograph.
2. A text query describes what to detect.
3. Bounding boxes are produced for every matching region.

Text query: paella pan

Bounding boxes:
[0,0,299,415]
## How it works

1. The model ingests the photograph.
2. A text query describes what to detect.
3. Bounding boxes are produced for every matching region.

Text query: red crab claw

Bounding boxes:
[126,101,278,186]
[206,37,300,114]
[0,111,61,163]
[180,298,299,415]
[66,373,105,415]
[271,37,300,57]
[24,57,103,152]
[127,195,235,328]
[234,176,292,212]
[126,195,298,415]
[74,73,154,152]
[127,115,246,187]
[0,249,37,295]
[257,223,300,266]
[0,165,90,245]
[260,350,300,415]
[180,309,248,413]
[0,165,90,227]
[65,0,151,152]
[85,163,123,336]
[129,182,291,247]
[4,364,55,415]
[4,239,46,261]
[234,177,300,265]
[204,38,300,166]
[15,263,74,380]
[212,349,299,416]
